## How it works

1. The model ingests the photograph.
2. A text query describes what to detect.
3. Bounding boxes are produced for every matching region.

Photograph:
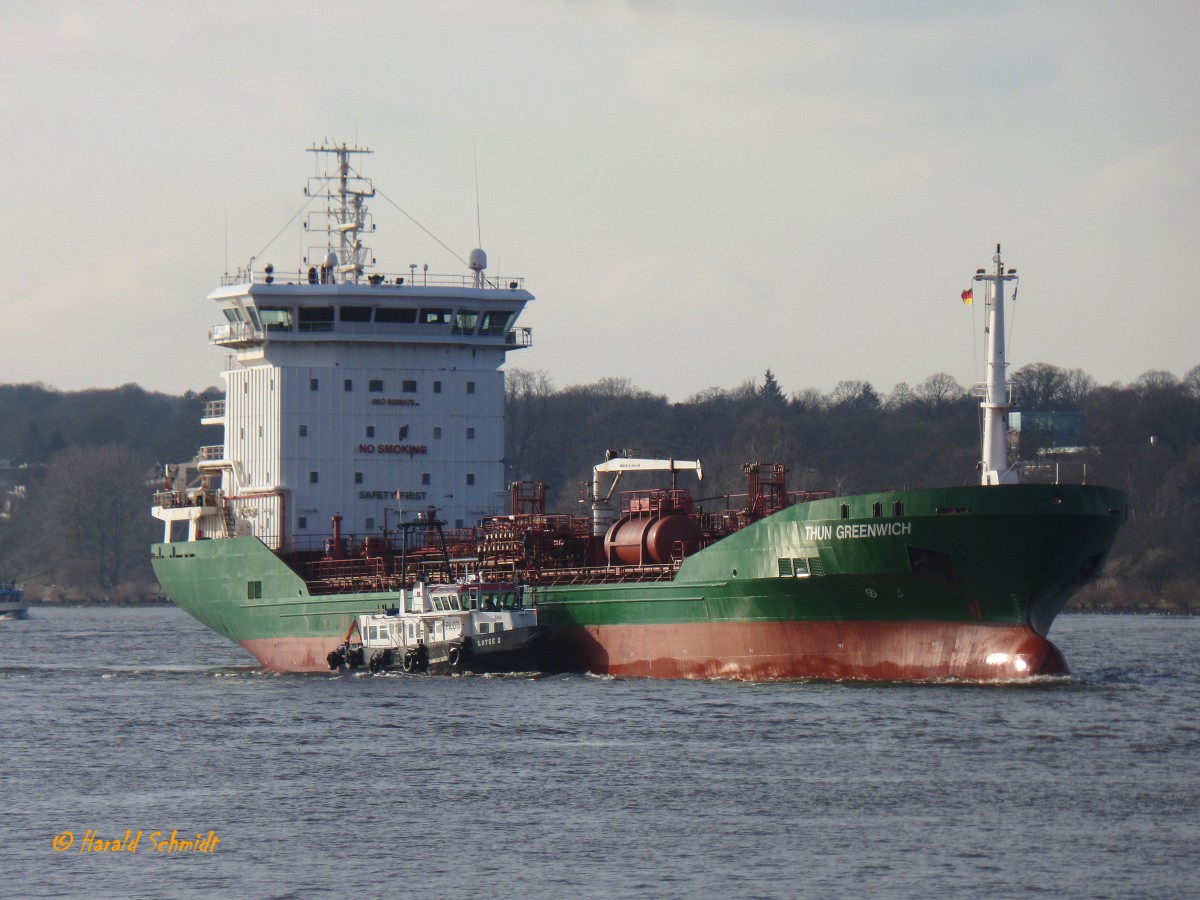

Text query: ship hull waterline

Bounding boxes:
[222,621,1063,680]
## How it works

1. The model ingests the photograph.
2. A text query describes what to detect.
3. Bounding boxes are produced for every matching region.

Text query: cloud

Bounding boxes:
[1094,139,1200,196]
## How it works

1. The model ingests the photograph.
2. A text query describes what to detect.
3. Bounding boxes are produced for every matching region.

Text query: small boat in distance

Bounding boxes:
[0,582,28,620]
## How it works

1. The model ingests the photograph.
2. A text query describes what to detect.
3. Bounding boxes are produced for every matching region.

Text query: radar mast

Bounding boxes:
[305,143,376,284]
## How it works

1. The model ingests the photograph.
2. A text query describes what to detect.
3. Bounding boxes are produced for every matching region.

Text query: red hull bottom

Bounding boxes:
[241,636,345,673]
[547,620,1069,682]
[241,620,1068,681]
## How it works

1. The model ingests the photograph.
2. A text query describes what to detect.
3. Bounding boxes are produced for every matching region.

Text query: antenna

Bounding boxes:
[473,140,483,249]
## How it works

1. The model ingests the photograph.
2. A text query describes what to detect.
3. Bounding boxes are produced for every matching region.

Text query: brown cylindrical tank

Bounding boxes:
[605,513,704,565]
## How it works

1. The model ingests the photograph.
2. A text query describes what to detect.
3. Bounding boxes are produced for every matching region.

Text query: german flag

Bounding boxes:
[961,287,974,305]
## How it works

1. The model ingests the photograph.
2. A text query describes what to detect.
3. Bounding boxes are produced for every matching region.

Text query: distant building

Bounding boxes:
[1009,411,1097,484]
[0,462,28,521]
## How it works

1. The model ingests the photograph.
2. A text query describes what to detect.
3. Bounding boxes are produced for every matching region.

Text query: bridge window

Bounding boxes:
[453,310,480,334]
[480,311,513,336]
[420,308,453,325]
[259,307,293,332]
[340,306,372,322]
[375,307,417,324]
[298,306,334,332]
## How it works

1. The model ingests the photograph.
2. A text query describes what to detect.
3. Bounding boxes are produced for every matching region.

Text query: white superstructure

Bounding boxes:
[154,143,532,549]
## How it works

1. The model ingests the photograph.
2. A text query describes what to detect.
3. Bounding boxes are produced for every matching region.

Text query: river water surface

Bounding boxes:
[2,607,1198,899]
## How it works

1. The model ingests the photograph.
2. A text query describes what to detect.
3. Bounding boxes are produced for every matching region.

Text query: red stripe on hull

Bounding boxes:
[239,622,1068,681]
[548,620,1068,681]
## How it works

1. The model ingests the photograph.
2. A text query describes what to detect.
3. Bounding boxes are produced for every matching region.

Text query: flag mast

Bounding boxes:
[976,244,1018,485]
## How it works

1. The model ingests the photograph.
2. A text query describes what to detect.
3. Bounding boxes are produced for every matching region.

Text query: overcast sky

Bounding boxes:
[2,1,1197,401]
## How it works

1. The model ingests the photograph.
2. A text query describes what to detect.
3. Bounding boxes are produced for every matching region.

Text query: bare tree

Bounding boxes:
[1013,362,1066,410]
[30,444,155,593]
[915,372,966,415]
[1183,365,1200,399]
[504,369,555,483]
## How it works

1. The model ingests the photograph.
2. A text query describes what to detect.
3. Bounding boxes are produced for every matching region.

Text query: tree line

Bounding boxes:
[1,364,1197,609]
[505,363,1200,611]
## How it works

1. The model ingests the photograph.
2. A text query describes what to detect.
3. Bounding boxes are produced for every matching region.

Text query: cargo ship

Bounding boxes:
[151,143,1126,680]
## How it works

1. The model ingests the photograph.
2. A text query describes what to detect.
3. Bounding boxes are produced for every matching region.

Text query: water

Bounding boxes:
[2,608,1198,899]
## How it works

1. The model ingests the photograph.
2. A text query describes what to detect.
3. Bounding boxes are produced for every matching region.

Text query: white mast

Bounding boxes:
[306,142,375,284]
[975,243,1018,485]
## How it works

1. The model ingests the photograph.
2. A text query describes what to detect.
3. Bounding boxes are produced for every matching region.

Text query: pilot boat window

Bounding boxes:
[479,622,491,633]
[494,622,505,632]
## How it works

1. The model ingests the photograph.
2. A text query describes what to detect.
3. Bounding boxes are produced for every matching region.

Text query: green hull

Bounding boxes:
[152,482,1126,678]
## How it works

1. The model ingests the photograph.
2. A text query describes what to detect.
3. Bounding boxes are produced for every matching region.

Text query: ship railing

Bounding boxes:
[198,445,225,461]
[152,488,222,509]
[972,381,1019,405]
[219,269,526,290]
[482,513,587,537]
[209,322,262,344]
[1017,459,1093,485]
[791,490,836,503]
[202,399,226,419]
[529,563,679,587]
[506,328,534,348]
